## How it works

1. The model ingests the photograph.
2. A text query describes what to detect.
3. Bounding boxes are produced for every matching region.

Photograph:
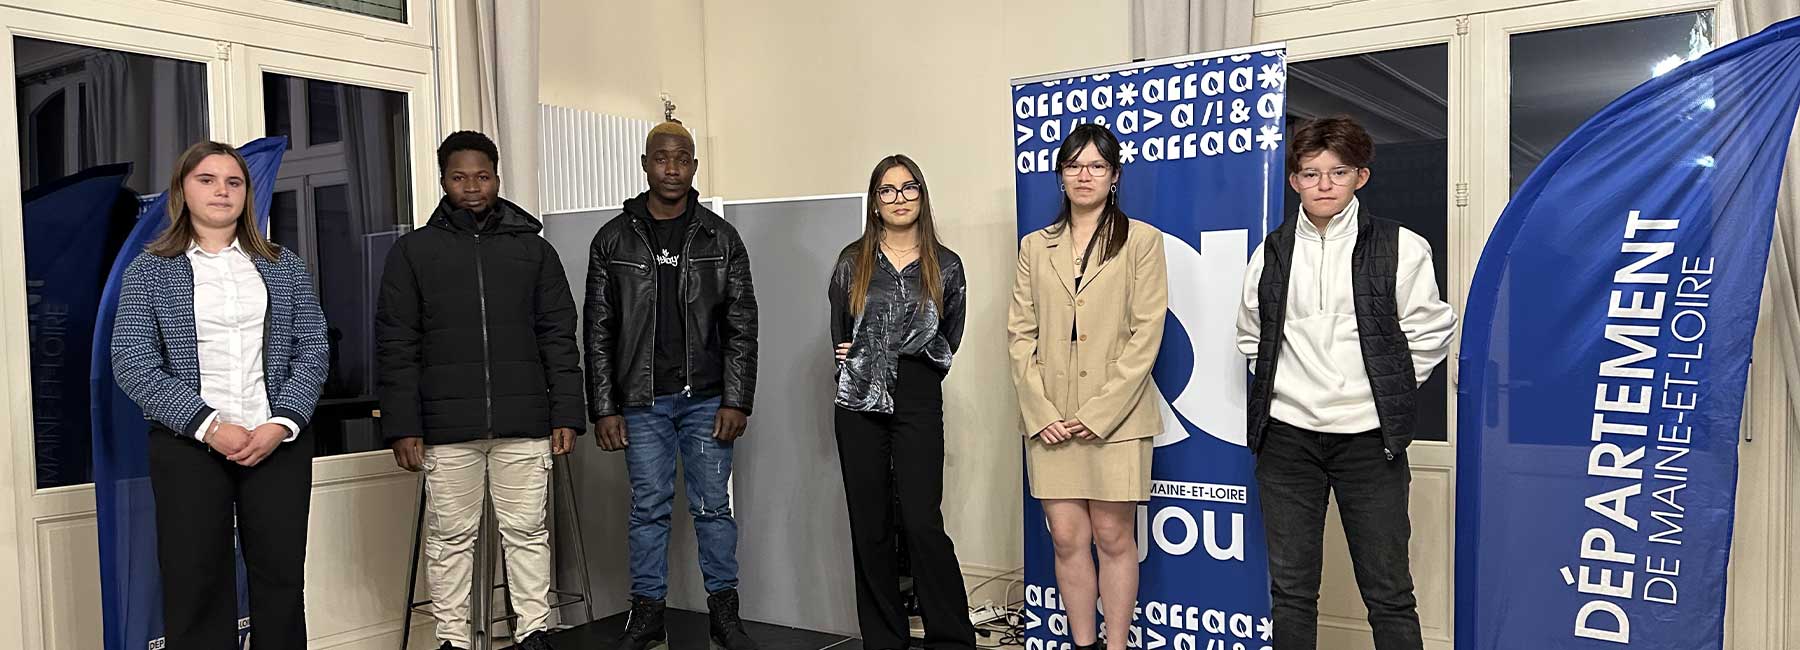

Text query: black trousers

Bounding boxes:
[834,358,975,650]
[148,426,313,650]
[1255,420,1422,650]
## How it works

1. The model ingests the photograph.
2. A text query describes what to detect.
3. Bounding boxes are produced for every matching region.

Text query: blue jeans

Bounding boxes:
[622,394,739,599]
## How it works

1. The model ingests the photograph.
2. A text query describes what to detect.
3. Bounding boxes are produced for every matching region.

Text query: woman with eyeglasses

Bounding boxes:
[1009,123,1168,650]
[828,154,975,649]
[111,140,328,649]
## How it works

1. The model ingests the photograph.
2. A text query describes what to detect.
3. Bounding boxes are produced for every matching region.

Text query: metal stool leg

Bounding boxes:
[496,455,593,642]
[469,451,597,647]
[473,493,497,650]
[555,457,597,624]
[401,473,427,650]
[497,545,517,640]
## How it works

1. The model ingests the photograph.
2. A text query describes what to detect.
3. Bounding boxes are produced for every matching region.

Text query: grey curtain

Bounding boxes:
[80,52,128,170]
[338,84,402,395]
[339,86,400,234]
[81,53,204,194]
[1131,0,1255,60]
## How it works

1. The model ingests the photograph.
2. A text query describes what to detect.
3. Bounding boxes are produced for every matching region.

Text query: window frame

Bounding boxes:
[1256,3,1722,646]
[0,1,446,500]
[1267,17,1467,464]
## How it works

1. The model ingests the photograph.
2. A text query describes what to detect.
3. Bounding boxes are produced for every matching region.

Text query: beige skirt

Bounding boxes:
[1026,435,1153,502]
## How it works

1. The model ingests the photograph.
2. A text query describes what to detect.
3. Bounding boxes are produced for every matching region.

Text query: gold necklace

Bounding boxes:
[882,239,919,255]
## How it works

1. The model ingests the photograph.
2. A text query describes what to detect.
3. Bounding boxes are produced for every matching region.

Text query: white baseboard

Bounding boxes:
[310,618,437,650]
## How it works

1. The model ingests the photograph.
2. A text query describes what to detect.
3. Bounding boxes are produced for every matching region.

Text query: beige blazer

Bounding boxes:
[1008,218,1168,441]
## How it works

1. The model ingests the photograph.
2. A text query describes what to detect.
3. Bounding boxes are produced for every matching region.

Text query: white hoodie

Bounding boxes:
[1236,198,1459,434]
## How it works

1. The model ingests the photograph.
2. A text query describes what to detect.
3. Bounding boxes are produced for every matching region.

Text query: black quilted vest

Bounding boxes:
[1247,213,1417,457]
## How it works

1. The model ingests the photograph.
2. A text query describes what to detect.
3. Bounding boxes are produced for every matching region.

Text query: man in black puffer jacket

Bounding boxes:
[586,121,759,650]
[376,131,580,650]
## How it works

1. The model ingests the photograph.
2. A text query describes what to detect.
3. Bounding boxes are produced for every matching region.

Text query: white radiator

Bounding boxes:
[536,104,656,214]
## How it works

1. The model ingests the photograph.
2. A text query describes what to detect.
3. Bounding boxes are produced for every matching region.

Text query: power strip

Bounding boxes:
[971,601,1007,627]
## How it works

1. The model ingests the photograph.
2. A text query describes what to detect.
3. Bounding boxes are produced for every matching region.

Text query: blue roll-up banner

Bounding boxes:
[1013,44,1286,650]
[1455,17,1800,650]
[25,163,132,489]
[92,137,288,650]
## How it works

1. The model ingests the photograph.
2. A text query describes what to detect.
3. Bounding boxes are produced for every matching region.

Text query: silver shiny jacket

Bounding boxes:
[827,243,967,413]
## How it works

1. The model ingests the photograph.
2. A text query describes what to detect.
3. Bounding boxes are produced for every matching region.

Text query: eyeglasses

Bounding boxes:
[1060,161,1113,178]
[1294,166,1360,188]
[650,152,696,169]
[876,183,922,204]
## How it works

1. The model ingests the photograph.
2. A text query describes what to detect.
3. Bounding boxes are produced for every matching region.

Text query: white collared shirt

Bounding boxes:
[1236,198,1460,434]
[188,241,298,443]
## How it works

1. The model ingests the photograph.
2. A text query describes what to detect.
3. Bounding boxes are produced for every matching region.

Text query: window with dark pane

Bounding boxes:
[14,37,209,487]
[288,0,405,23]
[264,74,292,149]
[1285,44,1452,442]
[270,189,300,250]
[262,72,412,457]
[24,90,65,187]
[306,79,342,145]
[1510,11,1714,193]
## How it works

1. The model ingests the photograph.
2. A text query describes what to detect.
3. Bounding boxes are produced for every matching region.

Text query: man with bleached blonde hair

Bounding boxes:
[584,121,761,650]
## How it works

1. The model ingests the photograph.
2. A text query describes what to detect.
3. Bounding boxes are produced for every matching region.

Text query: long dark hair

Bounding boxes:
[147,141,278,261]
[850,154,945,315]
[1046,123,1130,265]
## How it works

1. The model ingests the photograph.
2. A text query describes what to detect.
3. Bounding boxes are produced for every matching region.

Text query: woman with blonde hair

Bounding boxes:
[112,140,328,649]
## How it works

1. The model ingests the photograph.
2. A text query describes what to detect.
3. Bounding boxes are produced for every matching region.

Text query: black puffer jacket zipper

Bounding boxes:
[474,231,493,437]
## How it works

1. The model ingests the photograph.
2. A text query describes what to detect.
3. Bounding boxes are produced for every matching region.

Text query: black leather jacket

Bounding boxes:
[584,190,758,420]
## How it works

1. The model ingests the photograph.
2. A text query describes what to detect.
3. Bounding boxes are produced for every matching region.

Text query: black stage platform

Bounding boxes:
[536,608,866,649]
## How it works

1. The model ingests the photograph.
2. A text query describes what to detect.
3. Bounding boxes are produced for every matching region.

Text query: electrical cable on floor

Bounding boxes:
[998,577,1025,647]
[975,608,1025,648]
[965,566,1024,599]
[966,569,1027,648]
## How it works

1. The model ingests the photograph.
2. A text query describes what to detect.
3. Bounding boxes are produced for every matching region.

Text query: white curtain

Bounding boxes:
[471,0,501,137]
[472,0,540,215]
[1131,0,1255,60]
[1722,0,1800,423]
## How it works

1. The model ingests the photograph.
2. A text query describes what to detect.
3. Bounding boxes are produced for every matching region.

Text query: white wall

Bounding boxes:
[695,0,1132,588]
[531,0,1133,598]
[538,0,705,124]
[538,0,714,191]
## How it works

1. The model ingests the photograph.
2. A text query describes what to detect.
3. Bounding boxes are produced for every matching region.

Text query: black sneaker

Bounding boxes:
[518,630,554,650]
[437,643,468,650]
[619,596,669,650]
[707,588,759,650]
